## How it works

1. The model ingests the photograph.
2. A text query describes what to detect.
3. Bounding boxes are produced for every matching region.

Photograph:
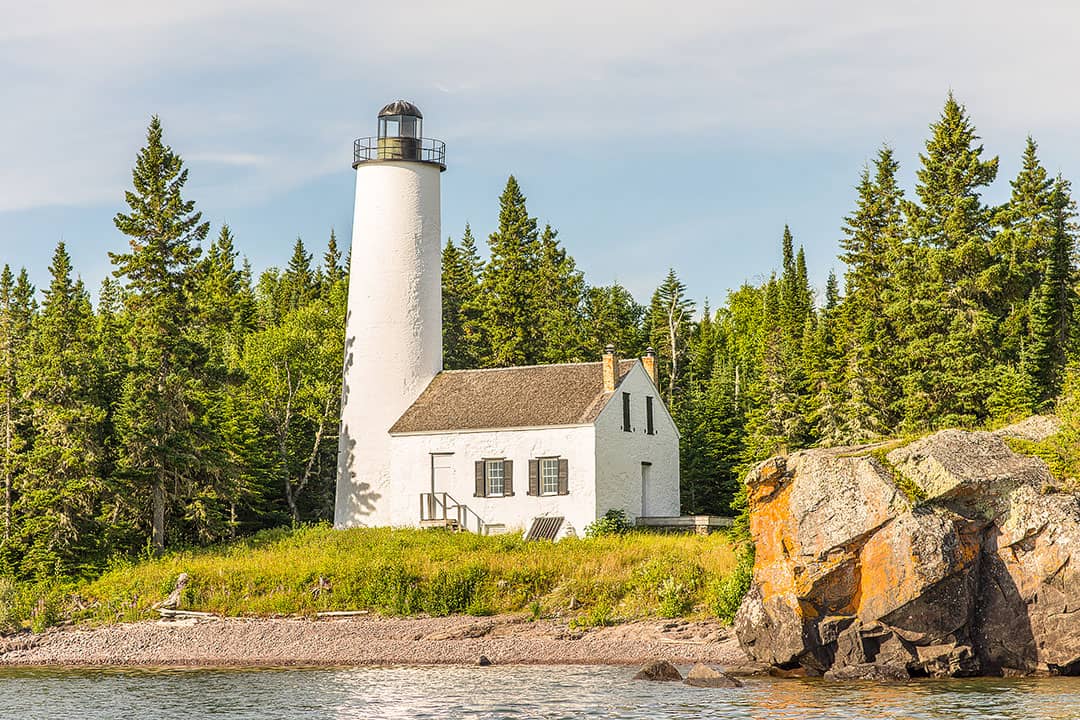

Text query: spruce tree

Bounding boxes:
[110,115,210,553]
[480,176,543,366]
[536,224,586,363]
[283,237,316,313]
[581,284,645,359]
[901,93,999,429]
[839,146,905,440]
[319,229,346,293]
[442,237,478,369]
[1024,177,1077,405]
[16,244,107,576]
[996,138,1056,333]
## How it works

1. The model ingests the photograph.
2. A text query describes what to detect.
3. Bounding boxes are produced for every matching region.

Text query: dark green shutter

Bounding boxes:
[528,459,539,496]
[622,392,631,431]
[558,459,569,495]
[503,460,514,496]
[646,396,655,435]
[475,461,485,497]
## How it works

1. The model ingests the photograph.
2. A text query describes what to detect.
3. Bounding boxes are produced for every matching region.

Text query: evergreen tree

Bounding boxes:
[581,284,645,359]
[839,146,905,440]
[442,233,482,369]
[1024,177,1078,405]
[16,244,106,577]
[900,93,999,429]
[480,177,543,366]
[536,224,586,362]
[283,237,316,313]
[0,266,33,545]
[109,115,210,553]
[194,224,250,363]
[319,228,346,293]
[647,269,695,400]
[994,136,1057,363]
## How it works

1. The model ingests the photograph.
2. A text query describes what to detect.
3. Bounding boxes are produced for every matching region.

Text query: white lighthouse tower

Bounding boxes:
[335,100,446,528]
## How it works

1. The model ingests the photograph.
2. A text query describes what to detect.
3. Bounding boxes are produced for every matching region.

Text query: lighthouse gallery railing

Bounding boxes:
[353,137,446,168]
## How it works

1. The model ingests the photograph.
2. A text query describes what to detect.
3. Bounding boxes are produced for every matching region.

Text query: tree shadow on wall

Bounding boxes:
[336,330,382,522]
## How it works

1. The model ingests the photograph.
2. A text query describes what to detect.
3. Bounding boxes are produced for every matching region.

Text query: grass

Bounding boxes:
[46,525,743,630]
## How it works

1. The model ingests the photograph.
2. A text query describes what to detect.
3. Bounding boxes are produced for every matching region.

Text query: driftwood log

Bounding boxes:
[152,573,189,611]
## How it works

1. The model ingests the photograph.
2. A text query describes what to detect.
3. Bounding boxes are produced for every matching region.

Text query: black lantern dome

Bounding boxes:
[354,100,445,170]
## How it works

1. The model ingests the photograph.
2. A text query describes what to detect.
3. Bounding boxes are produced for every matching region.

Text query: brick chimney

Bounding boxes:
[602,344,618,392]
[642,347,658,387]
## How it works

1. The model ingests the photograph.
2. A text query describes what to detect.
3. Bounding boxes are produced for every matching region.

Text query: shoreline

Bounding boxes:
[0,614,757,671]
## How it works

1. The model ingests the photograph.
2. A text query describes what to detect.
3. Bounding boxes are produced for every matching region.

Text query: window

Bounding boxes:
[476,459,513,497]
[399,115,420,138]
[485,459,505,496]
[540,458,560,495]
[646,396,655,435]
[622,392,631,432]
[528,458,568,496]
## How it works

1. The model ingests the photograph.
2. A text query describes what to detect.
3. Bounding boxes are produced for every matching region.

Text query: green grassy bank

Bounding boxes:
[1,525,752,634]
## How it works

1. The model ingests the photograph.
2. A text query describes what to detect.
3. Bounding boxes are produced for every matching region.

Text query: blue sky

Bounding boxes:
[3,1,1079,312]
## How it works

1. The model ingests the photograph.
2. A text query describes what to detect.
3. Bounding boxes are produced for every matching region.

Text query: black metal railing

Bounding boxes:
[353,137,446,169]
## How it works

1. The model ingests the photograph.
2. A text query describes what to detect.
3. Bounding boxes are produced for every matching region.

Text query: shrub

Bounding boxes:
[423,565,487,616]
[657,576,694,618]
[361,562,423,615]
[585,509,632,538]
[0,577,24,634]
[571,601,615,628]
[707,544,754,624]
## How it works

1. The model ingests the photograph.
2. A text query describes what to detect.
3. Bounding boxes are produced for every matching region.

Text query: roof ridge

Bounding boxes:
[439,358,638,374]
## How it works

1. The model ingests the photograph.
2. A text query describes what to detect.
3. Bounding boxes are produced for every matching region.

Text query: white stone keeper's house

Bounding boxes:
[335,100,681,537]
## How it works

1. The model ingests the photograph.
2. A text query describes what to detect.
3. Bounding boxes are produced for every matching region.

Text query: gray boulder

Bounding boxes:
[683,663,743,688]
[632,659,682,681]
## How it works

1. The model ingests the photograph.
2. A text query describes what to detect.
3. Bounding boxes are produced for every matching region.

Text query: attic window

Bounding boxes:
[646,396,655,435]
[622,392,631,432]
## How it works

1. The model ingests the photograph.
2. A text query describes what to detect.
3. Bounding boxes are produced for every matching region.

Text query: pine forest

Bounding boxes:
[1,94,1078,584]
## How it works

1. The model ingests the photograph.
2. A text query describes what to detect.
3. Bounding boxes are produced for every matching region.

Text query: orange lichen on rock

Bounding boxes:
[734,425,1080,677]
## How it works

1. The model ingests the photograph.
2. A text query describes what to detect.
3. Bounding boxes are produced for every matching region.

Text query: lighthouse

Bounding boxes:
[335,100,446,528]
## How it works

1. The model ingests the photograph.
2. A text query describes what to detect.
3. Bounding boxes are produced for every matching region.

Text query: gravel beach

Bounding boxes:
[0,614,755,669]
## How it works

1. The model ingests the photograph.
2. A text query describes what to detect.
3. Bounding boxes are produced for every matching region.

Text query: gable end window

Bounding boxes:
[475,459,513,497]
[622,391,632,432]
[529,458,569,496]
[646,395,655,435]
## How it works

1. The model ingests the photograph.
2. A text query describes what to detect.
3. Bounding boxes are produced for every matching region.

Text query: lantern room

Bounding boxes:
[353,100,446,170]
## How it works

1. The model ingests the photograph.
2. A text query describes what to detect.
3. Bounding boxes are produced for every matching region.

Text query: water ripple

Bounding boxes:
[1,665,1078,719]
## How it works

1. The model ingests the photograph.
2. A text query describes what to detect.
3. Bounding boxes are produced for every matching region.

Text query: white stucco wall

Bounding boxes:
[336,160,443,528]
[594,362,681,520]
[388,426,597,535]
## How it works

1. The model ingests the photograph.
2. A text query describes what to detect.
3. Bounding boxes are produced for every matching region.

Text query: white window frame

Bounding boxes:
[485,459,505,497]
[540,457,560,496]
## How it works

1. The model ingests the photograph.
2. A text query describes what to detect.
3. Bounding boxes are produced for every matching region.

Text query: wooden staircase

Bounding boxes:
[419,492,480,533]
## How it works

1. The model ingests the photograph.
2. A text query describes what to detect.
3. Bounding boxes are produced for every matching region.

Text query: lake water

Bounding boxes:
[2,665,1079,719]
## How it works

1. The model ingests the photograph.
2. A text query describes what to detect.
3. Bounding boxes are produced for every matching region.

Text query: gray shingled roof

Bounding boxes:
[389,359,637,434]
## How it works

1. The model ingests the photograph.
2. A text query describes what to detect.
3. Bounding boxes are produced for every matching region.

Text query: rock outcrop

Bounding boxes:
[735,421,1080,678]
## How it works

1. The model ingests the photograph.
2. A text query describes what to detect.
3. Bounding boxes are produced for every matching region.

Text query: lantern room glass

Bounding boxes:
[379,115,422,139]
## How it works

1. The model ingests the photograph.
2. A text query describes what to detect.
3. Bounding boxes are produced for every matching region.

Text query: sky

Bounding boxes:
[3,1,1080,312]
